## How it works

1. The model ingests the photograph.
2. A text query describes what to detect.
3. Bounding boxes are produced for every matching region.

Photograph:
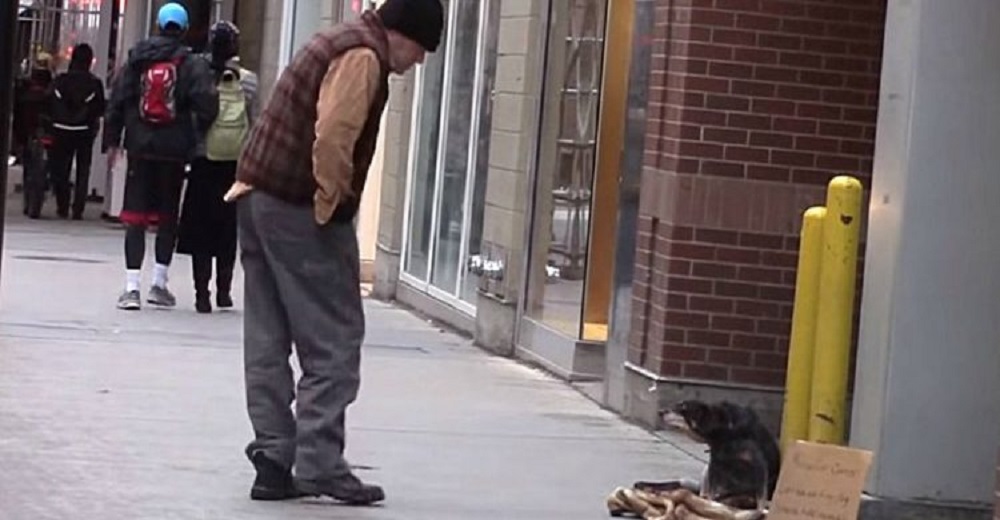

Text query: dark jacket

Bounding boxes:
[105,35,218,162]
[12,68,53,149]
[235,11,390,224]
[50,70,106,137]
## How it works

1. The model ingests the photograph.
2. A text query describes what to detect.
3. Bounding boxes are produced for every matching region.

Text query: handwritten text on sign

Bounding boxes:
[768,441,873,520]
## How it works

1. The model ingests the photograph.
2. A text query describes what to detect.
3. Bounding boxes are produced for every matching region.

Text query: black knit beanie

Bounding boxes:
[376,0,445,52]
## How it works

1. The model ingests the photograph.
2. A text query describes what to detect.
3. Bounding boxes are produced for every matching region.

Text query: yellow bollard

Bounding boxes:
[808,176,864,445]
[780,206,826,455]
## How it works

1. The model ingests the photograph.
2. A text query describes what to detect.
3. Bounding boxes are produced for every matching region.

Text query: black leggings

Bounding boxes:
[125,220,177,270]
[122,159,184,271]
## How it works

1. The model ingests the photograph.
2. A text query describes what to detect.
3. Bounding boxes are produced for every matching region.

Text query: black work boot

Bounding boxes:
[216,254,235,309]
[216,290,233,310]
[249,451,301,501]
[195,291,212,314]
[192,255,212,313]
[296,473,385,506]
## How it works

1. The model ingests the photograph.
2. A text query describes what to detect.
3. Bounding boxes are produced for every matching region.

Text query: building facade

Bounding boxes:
[375,0,880,425]
[15,0,1000,515]
[620,0,883,424]
[375,0,634,375]
[375,0,999,516]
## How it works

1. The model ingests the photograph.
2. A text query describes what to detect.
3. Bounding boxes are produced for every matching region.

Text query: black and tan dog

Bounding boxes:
[635,400,780,510]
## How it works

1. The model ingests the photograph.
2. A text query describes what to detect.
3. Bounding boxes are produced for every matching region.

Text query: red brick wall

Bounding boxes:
[629,0,885,387]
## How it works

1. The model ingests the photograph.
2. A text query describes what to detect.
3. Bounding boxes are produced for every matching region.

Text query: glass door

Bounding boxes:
[523,0,625,342]
[459,0,500,304]
[523,0,606,338]
[278,0,341,70]
[401,0,500,313]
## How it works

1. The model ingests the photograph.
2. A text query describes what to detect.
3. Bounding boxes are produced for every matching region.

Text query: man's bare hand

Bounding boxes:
[313,183,346,224]
[224,181,254,203]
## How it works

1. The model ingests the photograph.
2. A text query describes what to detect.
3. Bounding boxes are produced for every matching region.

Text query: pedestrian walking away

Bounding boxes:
[177,20,258,313]
[224,0,444,507]
[104,2,218,311]
[12,53,54,169]
[49,43,106,220]
[13,54,55,219]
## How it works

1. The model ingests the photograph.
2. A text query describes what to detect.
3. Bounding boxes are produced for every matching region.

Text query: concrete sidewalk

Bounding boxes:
[0,207,705,519]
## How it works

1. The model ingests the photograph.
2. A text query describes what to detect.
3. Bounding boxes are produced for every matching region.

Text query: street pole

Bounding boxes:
[0,0,16,283]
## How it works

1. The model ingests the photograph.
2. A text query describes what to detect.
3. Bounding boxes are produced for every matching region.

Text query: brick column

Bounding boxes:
[628,0,885,413]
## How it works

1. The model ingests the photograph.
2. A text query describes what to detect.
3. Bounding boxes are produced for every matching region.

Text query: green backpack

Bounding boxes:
[205,68,249,162]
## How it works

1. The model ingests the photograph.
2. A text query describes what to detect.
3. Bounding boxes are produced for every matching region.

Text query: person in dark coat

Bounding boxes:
[105,2,218,311]
[12,53,55,163]
[177,20,258,313]
[49,43,106,220]
[12,55,54,210]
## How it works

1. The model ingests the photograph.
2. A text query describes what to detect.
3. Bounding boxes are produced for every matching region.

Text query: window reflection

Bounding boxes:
[431,0,481,294]
[525,0,607,338]
[403,46,447,281]
[460,0,500,304]
[403,0,500,310]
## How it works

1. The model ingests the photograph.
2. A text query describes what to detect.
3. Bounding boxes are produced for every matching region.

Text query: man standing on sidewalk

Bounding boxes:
[224,0,443,506]
[105,2,218,310]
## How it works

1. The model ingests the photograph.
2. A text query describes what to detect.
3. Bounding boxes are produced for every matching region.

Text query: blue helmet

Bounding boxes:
[157,2,189,31]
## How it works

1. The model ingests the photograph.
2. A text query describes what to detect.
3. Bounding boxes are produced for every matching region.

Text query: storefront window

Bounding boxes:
[403,46,447,281]
[401,0,500,310]
[460,0,500,304]
[278,0,338,70]
[525,0,608,338]
[430,0,481,294]
[290,0,324,55]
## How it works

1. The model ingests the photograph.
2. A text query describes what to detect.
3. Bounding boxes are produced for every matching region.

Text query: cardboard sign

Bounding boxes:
[768,441,873,520]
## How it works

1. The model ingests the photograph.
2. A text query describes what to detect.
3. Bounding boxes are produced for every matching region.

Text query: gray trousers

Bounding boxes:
[239,190,365,484]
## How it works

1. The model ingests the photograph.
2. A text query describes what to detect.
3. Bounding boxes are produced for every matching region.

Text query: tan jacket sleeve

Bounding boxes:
[313,47,381,225]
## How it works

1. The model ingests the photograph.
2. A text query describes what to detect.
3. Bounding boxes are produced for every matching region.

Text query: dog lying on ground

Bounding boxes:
[633,400,780,510]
